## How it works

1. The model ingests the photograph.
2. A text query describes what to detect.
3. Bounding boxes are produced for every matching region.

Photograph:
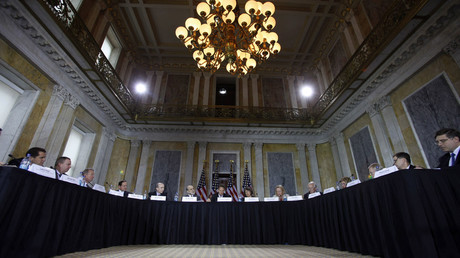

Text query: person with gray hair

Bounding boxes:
[78,168,95,188]
[148,182,168,199]
[303,181,322,199]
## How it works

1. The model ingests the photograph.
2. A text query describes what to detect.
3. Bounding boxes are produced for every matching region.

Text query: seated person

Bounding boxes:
[393,152,416,170]
[207,185,230,202]
[117,180,132,197]
[78,168,95,188]
[54,157,71,179]
[243,186,254,199]
[340,177,351,189]
[303,181,322,199]
[27,147,47,167]
[434,128,460,168]
[273,185,289,201]
[368,163,380,179]
[148,182,167,199]
[184,184,201,201]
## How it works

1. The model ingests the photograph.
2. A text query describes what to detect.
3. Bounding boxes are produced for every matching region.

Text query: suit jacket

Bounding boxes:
[148,191,167,199]
[119,190,131,198]
[437,152,460,168]
[210,193,230,202]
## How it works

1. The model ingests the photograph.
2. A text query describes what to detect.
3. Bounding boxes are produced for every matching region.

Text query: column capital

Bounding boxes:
[203,71,212,79]
[377,95,392,109]
[329,137,338,147]
[243,142,252,149]
[64,95,80,109]
[142,140,151,147]
[306,143,316,152]
[193,71,202,78]
[287,75,296,83]
[250,74,259,80]
[443,35,460,56]
[295,143,306,151]
[254,142,263,149]
[198,141,207,151]
[52,84,68,101]
[131,140,141,147]
[155,70,164,77]
[366,102,380,117]
[241,75,249,81]
[187,141,196,150]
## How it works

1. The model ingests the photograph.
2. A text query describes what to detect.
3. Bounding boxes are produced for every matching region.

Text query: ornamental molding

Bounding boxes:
[0,0,124,127]
[322,3,460,134]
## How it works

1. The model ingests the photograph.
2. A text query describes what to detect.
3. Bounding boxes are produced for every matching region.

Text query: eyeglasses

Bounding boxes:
[434,138,450,145]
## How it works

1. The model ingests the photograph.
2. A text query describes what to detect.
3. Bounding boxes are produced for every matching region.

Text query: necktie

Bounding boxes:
[451,153,456,166]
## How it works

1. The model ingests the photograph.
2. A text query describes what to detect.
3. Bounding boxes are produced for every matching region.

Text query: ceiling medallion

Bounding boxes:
[175,0,281,76]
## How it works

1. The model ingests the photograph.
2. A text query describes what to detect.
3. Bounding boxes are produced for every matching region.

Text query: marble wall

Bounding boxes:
[267,152,296,196]
[106,137,130,190]
[262,78,286,108]
[316,142,337,189]
[150,150,182,200]
[163,74,190,105]
[403,75,460,167]
[349,126,378,181]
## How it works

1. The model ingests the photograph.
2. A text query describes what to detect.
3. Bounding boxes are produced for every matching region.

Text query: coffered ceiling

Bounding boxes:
[109,0,351,75]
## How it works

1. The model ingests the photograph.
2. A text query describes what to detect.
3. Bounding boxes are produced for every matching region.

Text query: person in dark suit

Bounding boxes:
[303,181,322,199]
[434,128,460,168]
[185,185,201,201]
[148,182,167,199]
[393,152,416,170]
[207,185,230,202]
[118,180,131,197]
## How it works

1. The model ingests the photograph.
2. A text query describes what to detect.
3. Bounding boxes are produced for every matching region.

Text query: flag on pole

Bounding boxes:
[241,161,253,196]
[196,166,207,201]
[226,160,241,202]
[210,160,220,196]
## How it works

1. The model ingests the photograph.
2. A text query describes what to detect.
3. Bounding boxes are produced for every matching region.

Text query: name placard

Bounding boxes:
[347,179,361,187]
[108,189,124,197]
[287,195,303,201]
[374,165,398,178]
[323,187,336,194]
[217,197,233,202]
[28,164,55,179]
[60,174,79,185]
[264,197,279,202]
[182,196,197,202]
[128,193,144,200]
[308,192,321,199]
[92,184,106,193]
[244,197,259,202]
[150,195,166,201]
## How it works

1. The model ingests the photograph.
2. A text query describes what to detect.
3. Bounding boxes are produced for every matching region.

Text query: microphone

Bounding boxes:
[8,154,16,159]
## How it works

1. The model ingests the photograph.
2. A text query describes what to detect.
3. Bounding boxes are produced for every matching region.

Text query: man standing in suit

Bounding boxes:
[148,182,168,199]
[118,180,131,197]
[393,152,416,170]
[207,185,230,202]
[435,128,460,168]
[185,185,201,201]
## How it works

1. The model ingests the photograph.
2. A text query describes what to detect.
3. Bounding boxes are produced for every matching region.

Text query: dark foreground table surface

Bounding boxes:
[0,166,459,257]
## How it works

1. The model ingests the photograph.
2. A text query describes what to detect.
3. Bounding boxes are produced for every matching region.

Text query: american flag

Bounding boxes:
[241,162,253,195]
[210,173,219,195]
[226,161,241,202]
[196,167,207,201]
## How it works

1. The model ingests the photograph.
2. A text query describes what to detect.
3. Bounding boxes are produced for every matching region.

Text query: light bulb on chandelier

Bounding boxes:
[176,0,281,76]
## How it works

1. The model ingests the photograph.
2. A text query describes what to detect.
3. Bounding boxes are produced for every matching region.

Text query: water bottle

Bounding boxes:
[19,154,31,170]
[143,190,147,200]
[174,192,179,202]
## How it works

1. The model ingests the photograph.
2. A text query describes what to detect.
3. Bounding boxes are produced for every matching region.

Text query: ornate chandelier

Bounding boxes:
[175,0,281,76]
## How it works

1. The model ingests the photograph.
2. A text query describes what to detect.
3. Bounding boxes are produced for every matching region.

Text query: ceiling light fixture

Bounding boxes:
[219,88,227,94]
[135,82,147,94]
[300,85,314,98]
[175,0,281,76]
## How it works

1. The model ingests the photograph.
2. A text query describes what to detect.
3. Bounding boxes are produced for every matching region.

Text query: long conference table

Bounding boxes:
[0,166,459,257]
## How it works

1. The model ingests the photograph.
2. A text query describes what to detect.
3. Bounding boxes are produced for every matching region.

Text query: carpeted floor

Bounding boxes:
[58,245,377,257]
